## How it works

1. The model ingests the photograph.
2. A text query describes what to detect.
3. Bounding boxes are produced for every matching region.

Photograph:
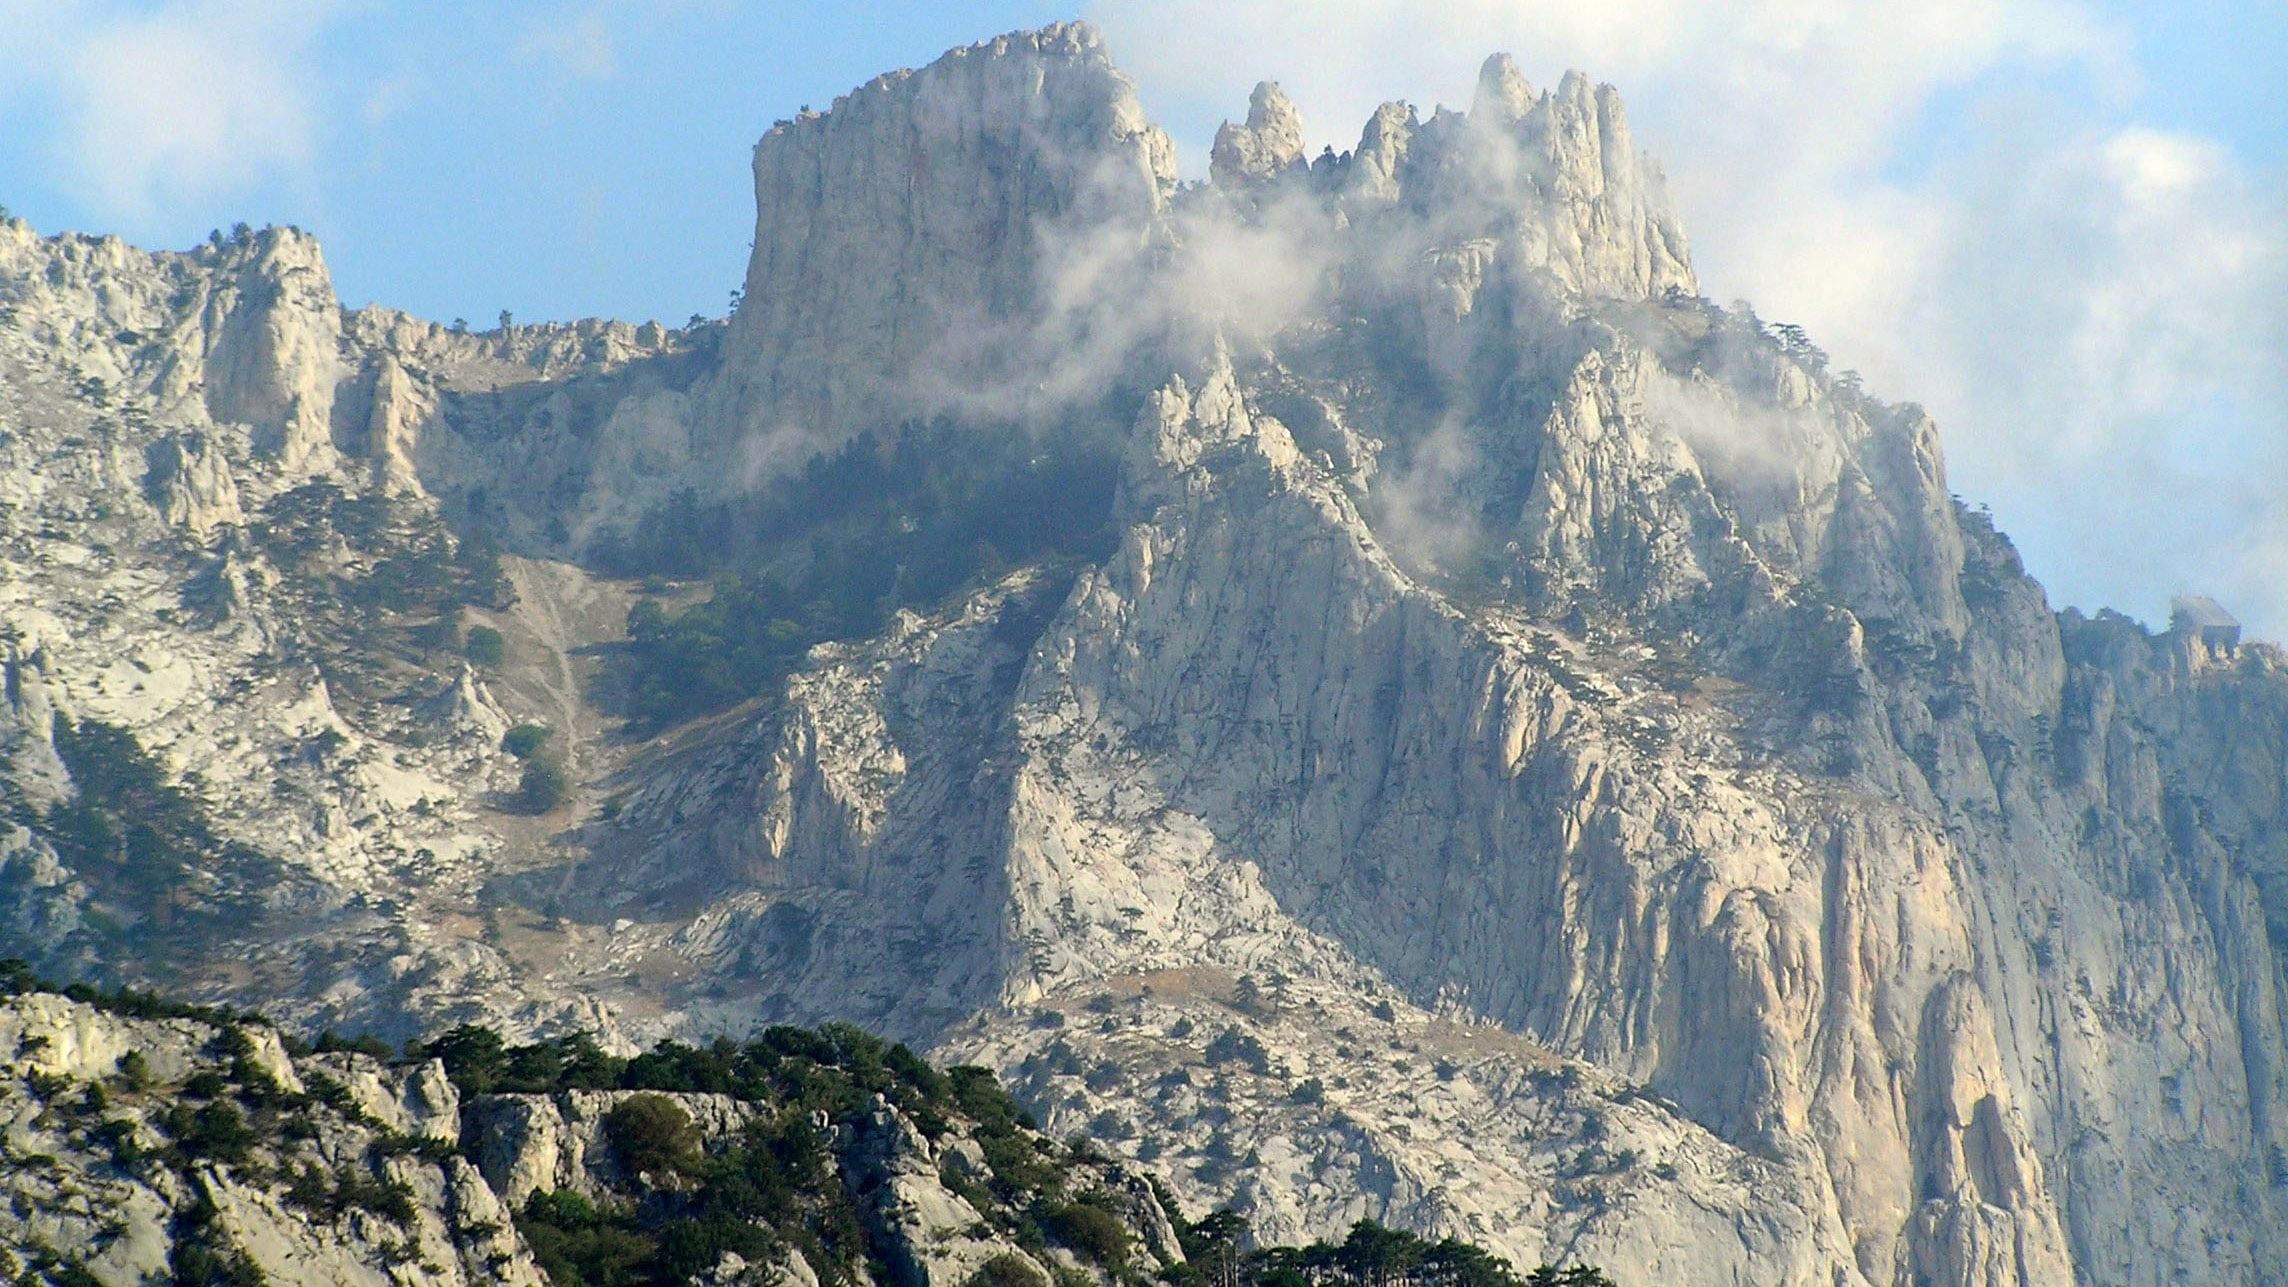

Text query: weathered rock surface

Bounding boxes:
[1212,83,1308,187]
[0,991,543,1285]
[844,1096,1053,1287]
[0,990,1186,1286]
[715,22,1177,440]
[197,228,345,476]
[142,431,243,537]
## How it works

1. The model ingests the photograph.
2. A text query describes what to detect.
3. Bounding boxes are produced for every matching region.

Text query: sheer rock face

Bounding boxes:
[596,57,2285,1271]
[197,228,344,476]
[618,297,2288,1282]
[716,22,1178,442]
[363,353,428,494]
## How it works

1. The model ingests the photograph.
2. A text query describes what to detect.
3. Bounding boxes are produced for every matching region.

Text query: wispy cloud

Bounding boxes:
[0,0,342,228]
[1872,123,2288,631]
[517,9,619,83]
[1086,0,2288,634]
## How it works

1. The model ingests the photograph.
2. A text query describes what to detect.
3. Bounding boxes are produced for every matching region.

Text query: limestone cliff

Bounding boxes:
[1212,83,1308,187]
[715,22,1178,441]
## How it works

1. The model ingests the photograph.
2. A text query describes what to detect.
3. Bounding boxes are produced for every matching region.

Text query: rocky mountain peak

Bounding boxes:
[717,22,1177,440]
[1473,52,1536,122]
[195,226,344,477]
[1407,63,1693,299]
[1211,81,1308,187]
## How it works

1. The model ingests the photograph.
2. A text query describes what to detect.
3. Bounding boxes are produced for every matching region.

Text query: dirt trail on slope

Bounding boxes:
[501,557,625,779]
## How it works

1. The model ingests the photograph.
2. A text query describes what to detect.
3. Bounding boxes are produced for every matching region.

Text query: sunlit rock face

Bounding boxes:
[2,24,2286,1287]
[1212,82,1309,187]
[715,22,1179,445]
[0,989,1185,1285]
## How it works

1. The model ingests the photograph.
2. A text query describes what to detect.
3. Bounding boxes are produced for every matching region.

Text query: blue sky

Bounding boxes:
[1,1,2284,634]
[0,3,1065,323]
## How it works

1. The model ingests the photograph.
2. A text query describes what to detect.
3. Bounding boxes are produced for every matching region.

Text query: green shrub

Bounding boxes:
[1204,1027,1273,1075]
[423,1024,509,1095]
[95,1118,142,1165]
[517,756,571,814]
[968,1254,1048,1287]
[314,1031,395,1059]
[524,1190,602,1230]
[518,1191,656,1287]
[337,1170,418,1225]
[652,1214,779,1283]
[280,1163,410,1225]
[282,1164,333,1216]
[167,1100,254,1164]
[166,1238,266,1287]
[463,625,506,667]
[1042,1199,1130,1268]
[603,1094,701,1179]
[502,724,553,759]
[25,1070,73,1100]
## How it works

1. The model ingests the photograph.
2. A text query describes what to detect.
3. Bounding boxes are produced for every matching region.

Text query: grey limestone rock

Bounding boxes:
[714,21,1178,440]
[142,431,243,537]
[0,993,545,1285]
[1212,82,1308,187]
[197,228,344,477]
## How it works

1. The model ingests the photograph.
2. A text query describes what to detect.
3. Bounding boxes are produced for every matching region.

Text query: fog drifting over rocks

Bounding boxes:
[1089,0,2288,638]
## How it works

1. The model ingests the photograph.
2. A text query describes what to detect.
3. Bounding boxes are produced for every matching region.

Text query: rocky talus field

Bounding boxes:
[3,21,2287,1285]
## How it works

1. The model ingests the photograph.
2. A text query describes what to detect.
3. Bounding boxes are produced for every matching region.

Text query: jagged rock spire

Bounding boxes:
[1210,80,1307,187]
[719,23,1177,438]
[1472,52,1535,123]
[199,226,344,478]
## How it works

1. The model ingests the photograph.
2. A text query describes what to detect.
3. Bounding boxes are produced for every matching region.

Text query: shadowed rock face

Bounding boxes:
[1,24,2285,1287]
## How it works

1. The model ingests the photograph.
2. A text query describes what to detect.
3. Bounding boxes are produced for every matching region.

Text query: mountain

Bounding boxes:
[3,20,2287,1285]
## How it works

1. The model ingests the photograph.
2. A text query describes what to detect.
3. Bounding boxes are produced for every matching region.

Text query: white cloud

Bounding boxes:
[1088,0,2116,173]
[1864,124,2288,631]
[1085,0,2288,635]
[360,66,423,127]
[517,9,618,82]
[0,0,341,228]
